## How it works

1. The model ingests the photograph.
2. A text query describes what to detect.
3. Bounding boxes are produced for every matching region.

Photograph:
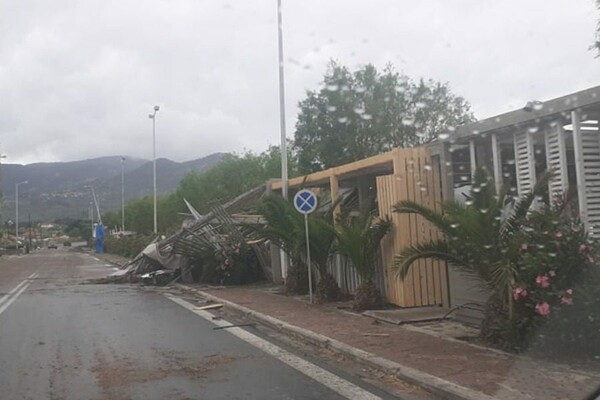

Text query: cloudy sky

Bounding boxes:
[0,0,598,164]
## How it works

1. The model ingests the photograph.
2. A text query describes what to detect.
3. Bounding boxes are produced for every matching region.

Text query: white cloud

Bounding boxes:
[0,0,598,164]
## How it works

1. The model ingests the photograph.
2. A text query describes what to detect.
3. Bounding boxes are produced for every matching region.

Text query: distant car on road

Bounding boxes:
[48,243,58,249]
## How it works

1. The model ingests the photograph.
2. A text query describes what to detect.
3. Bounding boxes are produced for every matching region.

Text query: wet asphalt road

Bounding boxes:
[0,248,389,400]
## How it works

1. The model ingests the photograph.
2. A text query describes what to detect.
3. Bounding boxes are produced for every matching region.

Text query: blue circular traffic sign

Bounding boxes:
[294,189,318,215]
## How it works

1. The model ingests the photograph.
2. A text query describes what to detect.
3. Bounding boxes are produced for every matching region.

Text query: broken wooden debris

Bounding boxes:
[194,303,223,311]
[361,333,390,337]
[213,323,256,330]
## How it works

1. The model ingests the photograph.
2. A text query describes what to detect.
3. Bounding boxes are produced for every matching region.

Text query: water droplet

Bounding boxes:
[438,133,450,140]
[424,164,432,171]
[473,187,481,193]
[533,102,544,111]
[360,114,372,120]
[327,106,337,112]
[480,208,488,214]
[450,223,460,228]
[465,200,474,206]
[460,176,469,181]
[445,161,452,167]
[528,126,539,134]
[353,107,365,115]
[337,117,349,123]
[402,118,415,126]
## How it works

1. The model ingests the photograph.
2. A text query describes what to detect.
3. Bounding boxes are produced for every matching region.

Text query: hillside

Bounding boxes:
[0,153,224,222]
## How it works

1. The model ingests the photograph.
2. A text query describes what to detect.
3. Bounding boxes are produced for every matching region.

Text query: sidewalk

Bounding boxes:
[179,284,599,400]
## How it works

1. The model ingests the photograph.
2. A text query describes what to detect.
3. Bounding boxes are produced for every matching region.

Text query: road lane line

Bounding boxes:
[0,272,36,307]
[0,272,38,316]
[165,294,382,400]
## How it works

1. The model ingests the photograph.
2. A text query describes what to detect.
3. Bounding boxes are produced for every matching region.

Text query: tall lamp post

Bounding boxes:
[277,0,289,278]
[15,180,28,254]
[120,156,125,233]
[148,105,160,234]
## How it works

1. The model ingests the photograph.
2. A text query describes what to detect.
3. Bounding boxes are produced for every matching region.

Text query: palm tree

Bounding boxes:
[255,195,340,300]
[335,211,391,310]
[394,168,552,321]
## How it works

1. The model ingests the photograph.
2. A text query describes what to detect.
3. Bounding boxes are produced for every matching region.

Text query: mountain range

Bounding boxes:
[1,153,224,222]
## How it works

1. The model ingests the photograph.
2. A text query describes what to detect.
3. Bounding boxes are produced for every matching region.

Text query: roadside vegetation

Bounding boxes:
[394,169,599,360]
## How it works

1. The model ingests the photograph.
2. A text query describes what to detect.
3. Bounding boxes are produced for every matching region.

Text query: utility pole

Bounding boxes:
[121,156,125,232]
[277,0,290,279]
[28,213,32,250]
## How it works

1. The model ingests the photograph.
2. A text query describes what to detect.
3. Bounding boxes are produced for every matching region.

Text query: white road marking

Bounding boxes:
[165,294,382,400]
[0,272,38,316]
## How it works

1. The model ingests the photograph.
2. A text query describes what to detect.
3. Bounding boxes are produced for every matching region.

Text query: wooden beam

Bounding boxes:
[270,149,397,190]
[330,174,341,221]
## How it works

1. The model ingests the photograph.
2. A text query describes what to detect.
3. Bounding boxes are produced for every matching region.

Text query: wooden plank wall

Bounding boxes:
[376,147,449,307]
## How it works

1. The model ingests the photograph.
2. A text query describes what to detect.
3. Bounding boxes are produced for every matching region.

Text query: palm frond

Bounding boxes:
[394,240,471,279]
[394,200,454,234]
[501,170,555,238]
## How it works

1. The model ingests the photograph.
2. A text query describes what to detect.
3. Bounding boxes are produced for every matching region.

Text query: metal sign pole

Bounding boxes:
[304,213,313,303]
[294,189,317,304]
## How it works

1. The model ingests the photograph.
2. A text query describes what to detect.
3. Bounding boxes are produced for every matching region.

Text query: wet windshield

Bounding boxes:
[0,1,599,399]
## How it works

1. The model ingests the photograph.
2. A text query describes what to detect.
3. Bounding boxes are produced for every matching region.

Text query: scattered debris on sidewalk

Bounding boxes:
[213,323,256,330]
[194,303,223,311]
[361,333,390,337]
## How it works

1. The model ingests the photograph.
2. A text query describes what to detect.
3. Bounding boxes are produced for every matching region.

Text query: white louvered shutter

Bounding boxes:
[514,131,536,197]
[581,126,600,237]
[544,124,569,205]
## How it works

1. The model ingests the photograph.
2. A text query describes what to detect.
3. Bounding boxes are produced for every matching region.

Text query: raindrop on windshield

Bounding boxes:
[353,107,365,115]
[327,106,337,112]
[402,117,415,126]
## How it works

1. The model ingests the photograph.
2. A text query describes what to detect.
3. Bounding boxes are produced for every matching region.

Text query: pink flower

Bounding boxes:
[579,244,591,254]
[535,302,551,316]
[555,231,563,240]
[561,297,573,305]
[513,287,528,301]
[535,275,550,288]
[566,288,574,295]
[548,270,556,277]
[520,243,528,253]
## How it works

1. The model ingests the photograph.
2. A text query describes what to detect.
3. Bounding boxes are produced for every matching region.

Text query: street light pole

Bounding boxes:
[277,0,288,200]
[277,0,290,278]
[121,156,125,233]
[148,105,160,234]
[15,180,28,255]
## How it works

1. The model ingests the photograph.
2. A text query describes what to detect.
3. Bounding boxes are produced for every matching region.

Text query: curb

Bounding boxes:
[176,284,496,400]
